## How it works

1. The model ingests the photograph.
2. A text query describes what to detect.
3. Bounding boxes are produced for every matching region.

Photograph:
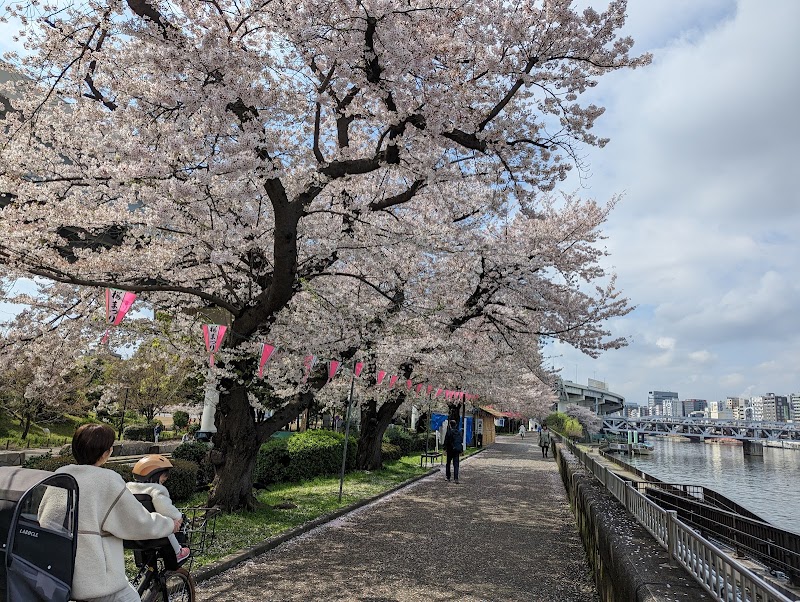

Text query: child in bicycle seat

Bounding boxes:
[127,454,191,563]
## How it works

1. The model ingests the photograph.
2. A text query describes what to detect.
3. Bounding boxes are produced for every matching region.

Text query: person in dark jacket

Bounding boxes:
[443,419,464,483]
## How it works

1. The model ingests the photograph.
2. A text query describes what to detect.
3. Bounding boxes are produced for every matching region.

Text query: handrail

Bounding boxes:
[556,436,794,602]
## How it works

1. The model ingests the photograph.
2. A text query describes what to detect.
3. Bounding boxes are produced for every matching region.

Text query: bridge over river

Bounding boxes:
[602,416,800,448]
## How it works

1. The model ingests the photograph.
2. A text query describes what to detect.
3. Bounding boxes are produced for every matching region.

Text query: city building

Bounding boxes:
[791,393,800,423]
[648,391,678,417]
[708,400,734,420]
[682,399,708,416]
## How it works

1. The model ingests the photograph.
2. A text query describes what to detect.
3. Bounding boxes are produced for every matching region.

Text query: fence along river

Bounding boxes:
[625,437,800,534]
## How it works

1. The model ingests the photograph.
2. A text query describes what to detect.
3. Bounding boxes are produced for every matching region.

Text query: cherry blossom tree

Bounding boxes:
[0,0,649,509]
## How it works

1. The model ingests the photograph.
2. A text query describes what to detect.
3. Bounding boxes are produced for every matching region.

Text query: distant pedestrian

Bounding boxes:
[153,424,162,444]
[518,424,526,439]
[539,425,551,458]
[443,419,464,483]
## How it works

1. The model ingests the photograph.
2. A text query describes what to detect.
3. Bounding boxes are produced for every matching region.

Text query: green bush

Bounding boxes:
[23,452,73,471]
[173,441,213,488]
[106,462,133,483]
[123,425,155,442]
[253,437,291,485]
[172,411,190,431]
[172,441,210,464]
[384,427,414,456]
[253,430,357,486]
[164,459,199,502]
[544,411,583,439]
[381,442,402,462]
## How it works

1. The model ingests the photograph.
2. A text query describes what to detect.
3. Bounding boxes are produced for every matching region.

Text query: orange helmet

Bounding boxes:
[132,454,173,483]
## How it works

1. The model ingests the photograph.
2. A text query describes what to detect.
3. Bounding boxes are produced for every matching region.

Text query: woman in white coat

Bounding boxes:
[54,423,181,602]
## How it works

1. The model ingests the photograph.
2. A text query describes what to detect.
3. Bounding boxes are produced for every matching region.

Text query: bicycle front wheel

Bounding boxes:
[141,568,196,602]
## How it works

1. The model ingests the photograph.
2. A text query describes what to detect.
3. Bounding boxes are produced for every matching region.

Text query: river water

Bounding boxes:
[624,437,800,534]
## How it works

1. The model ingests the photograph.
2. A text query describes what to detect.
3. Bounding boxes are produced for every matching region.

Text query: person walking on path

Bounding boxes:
[443,419,463,483]
[539,424,552,458]
[518,424,526,439]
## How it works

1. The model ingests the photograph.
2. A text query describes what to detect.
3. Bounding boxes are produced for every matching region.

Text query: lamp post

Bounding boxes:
[338,362,358,503]
[118,387,129,440]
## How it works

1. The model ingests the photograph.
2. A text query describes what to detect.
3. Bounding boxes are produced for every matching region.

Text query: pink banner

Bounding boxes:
[435,388,442,397]
[202,324,227,367]
[258,344,277,378]
[301,354,316,383]
[406,379,412,390]
[101,289,137,343]
[427,385,433,396]
[354,362,364,377]
[377,370,387,385]
[415,383,423,394]
[328,360,340,382]
[389,375,398,388]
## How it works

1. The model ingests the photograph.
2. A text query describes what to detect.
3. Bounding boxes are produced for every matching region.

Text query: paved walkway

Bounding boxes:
[197,437,599,602]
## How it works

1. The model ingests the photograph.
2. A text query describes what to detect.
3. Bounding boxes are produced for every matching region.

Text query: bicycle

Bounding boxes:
[126,505,219,602]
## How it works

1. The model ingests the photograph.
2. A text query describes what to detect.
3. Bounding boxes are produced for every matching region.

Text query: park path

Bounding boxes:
[197,436,599,602]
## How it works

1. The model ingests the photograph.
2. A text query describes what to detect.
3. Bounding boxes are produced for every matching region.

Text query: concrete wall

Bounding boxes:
[554,443,712,602]
[0,441,184,467]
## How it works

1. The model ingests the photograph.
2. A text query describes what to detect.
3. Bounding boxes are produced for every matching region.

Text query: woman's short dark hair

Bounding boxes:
[449,419,457,429]
[72,423,115,465]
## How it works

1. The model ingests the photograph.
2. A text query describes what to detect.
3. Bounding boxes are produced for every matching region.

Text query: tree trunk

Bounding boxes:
[208,386,261,511]
[355,397,404,470]
[207,385,318,512]
[21,414,31,440]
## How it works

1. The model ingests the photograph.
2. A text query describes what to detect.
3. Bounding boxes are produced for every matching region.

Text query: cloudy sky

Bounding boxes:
[548,0,800,404]
[2,1,799,405]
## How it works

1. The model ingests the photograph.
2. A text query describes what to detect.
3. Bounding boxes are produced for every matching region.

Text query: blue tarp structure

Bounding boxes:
[430,413,448,431]
[430,414,473,447]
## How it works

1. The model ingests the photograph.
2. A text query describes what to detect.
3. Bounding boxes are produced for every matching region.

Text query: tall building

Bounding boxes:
[791,393,800,423]
[648,391,678,416]
[682,399,708,416]
[750,396,766,421]
[775,395,790,422]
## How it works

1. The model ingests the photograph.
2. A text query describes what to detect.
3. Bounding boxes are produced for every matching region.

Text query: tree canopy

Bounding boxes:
[0,0,649,509]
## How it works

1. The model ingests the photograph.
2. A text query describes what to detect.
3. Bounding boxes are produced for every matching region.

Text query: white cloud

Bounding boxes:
[556,0,800,403]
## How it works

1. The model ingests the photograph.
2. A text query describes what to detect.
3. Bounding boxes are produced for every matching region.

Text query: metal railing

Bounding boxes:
[557,437,795,602]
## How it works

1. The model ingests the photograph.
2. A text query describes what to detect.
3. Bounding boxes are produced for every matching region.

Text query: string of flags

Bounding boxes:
[101,288,479,402]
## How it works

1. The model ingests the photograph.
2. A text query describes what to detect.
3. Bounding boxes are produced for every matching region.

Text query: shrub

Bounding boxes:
[172,441,210,465]
[380,442,402,462]
[23,452,73,470]
[164,459,199,502]
[188,422,201,435]
[384,427,414,456]
[253,438,291,486]
[58,444,72,457]
[253,430,357,486]
[123,425,155,442]
[173,441,213,488]
[172,411,190,431]
[106,462,133,483]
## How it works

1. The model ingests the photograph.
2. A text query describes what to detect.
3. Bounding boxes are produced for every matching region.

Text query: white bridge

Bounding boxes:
[603,415,800,442]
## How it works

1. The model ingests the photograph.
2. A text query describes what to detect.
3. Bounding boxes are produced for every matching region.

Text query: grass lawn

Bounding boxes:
[0,413,84,450]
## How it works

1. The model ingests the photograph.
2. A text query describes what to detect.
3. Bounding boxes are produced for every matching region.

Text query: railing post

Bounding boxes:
[625,480,633,512]
[666,510,678,567]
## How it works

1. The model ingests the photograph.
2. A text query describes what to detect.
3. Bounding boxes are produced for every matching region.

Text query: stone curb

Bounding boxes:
[192,446,489,584]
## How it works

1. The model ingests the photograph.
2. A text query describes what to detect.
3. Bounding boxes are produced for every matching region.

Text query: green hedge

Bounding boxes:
[122,425,155,442]
[384,427,414,456]
[381,442,402,462]
[22,453,197,502]
[164,459,199,502]
[253,430,357,486]
[172,442,213,488]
